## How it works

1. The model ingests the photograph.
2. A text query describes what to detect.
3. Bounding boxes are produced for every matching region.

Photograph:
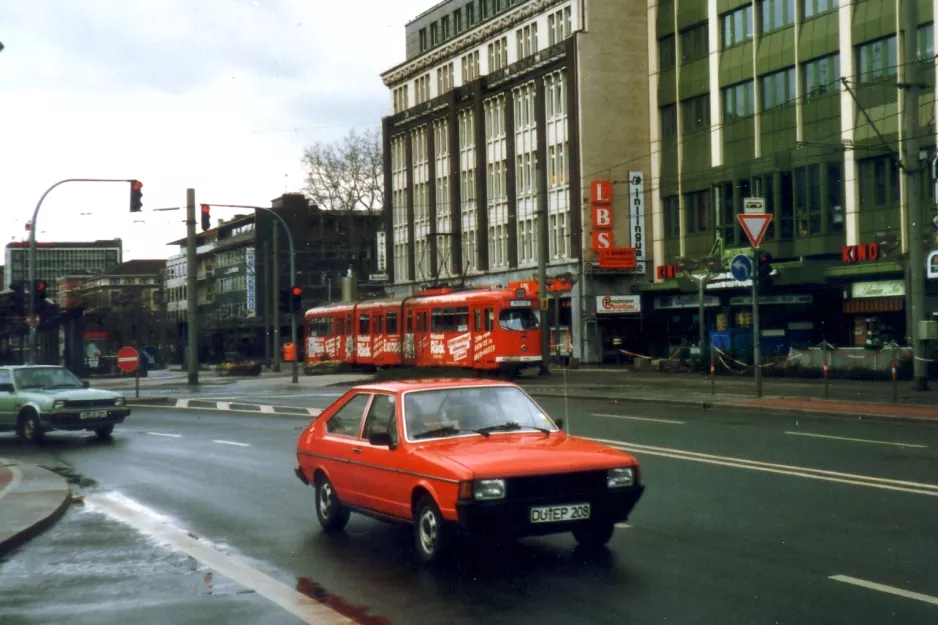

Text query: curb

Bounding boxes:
[0,461,72,559]
[126,396,171,406]
[525,390,938,421]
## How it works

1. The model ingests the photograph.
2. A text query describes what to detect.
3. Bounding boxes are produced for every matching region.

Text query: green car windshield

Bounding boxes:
[13,367,84,390]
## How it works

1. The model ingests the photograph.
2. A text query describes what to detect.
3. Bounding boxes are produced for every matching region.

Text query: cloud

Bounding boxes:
[0,0,428,261]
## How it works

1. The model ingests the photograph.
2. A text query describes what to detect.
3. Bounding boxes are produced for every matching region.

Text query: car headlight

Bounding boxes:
[473,479,506,501]
[114,397,125,406]
[52,400,66,410]
[607,467,635,489]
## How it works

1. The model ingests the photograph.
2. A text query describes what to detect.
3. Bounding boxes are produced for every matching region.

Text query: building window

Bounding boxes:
[661,104,678,139]
[723,80,754,120]
[488,37,508,71]
[684,190,710,234]
[462,50,480,82]
[857,36,898,83]
[548,6,572,46]
[858,155,900,210]
[681,23,708,64]
[803,54,840,99]
[681,94,710,134]
[659,35,676,71]
[392,85,408,113]
[794,164,822,236]
[437,63,454,94]
[441,16,451,40]
[713,182,737,245]
[419,28,428,52]
[761,0,794,33]
[761,67,795,109]
[516,22,538,59]
[803,0,838,19]
[828,162,844,233]
[431,22,440,46]
[454,9,463,34]
[663,196,681,238]
[723,6,753,48]
[415,74,431,105]
[467,2,476,26]
[918,23,934,60]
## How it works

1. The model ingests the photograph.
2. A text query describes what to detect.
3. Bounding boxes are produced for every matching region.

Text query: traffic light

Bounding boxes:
[201,204,211,231]
[35,280,47,303]
[757,252,773,286]
[130,180,143,212]
[291,286,303,311]
[278,288,291,314]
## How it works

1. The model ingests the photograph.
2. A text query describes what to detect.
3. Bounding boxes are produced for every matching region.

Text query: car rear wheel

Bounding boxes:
[94,425,115,440]
[572,521,615,550]
[18,411,44,443]
[315,475,349,532]
[414,495,448,565]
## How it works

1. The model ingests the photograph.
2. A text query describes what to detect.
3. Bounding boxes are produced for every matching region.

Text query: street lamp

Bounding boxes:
[677,255,723,371]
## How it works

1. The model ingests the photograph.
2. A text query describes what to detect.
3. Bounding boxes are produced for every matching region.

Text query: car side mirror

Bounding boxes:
[369,431,394,448]
[555,418,565,431]
[0,383,13,393]
[82,380,90,388]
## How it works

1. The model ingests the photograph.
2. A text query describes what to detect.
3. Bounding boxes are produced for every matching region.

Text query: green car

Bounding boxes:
[0,365,130,442]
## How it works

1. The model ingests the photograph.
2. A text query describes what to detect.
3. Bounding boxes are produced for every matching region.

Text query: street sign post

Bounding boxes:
[117,346,140,398]
[730,254,753,282]
[735,214,774,399]
[743,197,765,214]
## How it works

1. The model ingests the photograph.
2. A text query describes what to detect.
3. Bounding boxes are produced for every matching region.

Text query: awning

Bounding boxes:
[843,297,904,314]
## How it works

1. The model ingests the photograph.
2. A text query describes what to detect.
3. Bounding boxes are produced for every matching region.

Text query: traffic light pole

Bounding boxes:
[186,189,199,386]
[752,247,762,398]
[272,226,281,373]
[27,178,137,364]
[205,203,299,384]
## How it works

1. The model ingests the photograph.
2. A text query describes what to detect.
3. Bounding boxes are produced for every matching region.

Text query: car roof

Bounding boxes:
[350,378,518,394]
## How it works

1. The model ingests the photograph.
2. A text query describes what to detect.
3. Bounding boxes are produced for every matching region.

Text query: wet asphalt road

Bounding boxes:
[2,391,938,624]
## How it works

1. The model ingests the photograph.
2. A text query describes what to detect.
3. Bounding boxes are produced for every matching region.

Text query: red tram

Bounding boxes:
[303,286,542,374]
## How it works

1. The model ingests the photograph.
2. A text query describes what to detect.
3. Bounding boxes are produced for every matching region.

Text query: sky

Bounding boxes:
[0,0,429,261]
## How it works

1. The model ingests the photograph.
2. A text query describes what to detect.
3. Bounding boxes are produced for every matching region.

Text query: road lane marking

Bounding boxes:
[585,437,938,497]
[785,431,926,449]
[213,440,250,448]
[829,575,938,607]
[592,413,686,425]
[159,401,323,417]
[217,402,231,411]
[84,492,359,625]
[615,523,632,529]
[260,405,275,414]
[147,432,182,438]
[175,399,189,409]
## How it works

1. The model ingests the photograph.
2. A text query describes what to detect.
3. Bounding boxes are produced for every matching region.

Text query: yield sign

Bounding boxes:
[737,213,773,248]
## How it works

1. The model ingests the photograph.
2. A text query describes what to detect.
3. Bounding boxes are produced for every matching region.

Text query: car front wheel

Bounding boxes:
[315,475,350,532]
[18,411,44,443]
[414,495,448,565]
[94,425,115,440]
[572,521,615,550]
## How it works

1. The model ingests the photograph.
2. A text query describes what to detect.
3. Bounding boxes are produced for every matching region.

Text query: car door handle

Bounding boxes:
[352,447,362,454]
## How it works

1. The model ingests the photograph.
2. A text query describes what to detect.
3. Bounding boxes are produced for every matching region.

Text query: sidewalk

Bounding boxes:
[0,459,71,558]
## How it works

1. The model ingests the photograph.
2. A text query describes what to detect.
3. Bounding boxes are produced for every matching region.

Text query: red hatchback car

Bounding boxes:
[294,379,644,564]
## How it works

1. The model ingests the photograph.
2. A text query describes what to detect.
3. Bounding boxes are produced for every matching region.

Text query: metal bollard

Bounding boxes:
[891,360,898,404]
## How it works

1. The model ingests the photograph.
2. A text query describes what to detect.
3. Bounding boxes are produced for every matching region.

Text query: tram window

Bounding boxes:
[431,307,470,332]
[407,310,414,332]
[474,309,482,332]
[359,314,370,335]
[309,318,333,337]
[374,315,383,334]
[387,311,399,333]
[485,308,495,332]
[499,308,540,331]
[336,316,345,335]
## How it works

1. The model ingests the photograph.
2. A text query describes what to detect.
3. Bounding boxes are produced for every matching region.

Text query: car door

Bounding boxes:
[318,392,372,507]
[0,369,14,428]
[356,393,412,519]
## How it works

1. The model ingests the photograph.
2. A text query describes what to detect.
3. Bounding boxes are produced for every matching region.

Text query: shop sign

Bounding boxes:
[591,180,613,251]
[707,272,751,289]
[730,294,814,306]
[851,280,905,299]
[842,242,880,264]
[596,295,641,314]
[376,231,387,272]
[654,294,720,310]
[599,247,637,269]
[928,251,938,278]
[628,171,645,265]
[245,247,256,319]
[657,264,680,280]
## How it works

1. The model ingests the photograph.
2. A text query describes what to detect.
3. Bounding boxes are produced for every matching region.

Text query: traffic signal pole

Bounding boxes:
[186,189,199,386]
[27,178,139,364]
[205,203,299,383]
[752,247,762,398]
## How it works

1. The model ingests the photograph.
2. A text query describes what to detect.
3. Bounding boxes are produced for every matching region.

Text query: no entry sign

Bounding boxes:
[117,346,140,373]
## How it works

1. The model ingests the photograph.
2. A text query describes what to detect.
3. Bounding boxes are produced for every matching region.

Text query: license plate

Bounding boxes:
[80,410,108,420]
[530,503,591,524]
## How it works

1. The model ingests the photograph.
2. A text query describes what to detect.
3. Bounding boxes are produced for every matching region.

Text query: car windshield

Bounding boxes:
[13,367,83,390]
[499,307,540,331]
[404,386,556,440]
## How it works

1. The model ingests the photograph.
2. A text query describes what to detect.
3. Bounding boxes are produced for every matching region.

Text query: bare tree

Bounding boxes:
[302,128,383,213]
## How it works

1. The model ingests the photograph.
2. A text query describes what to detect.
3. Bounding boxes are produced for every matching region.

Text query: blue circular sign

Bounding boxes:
[730,254,753,282]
